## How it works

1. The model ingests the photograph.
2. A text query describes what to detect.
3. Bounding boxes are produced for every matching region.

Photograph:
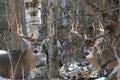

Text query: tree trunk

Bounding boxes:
[8,0,27,50]
[8,0,28,80]
[47,0,59,79]
[24,0,42,39]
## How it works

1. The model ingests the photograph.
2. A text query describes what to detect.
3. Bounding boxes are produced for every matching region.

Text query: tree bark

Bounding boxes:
[47,0,59,79]
[24,0,42,39]
[8,0,27,50]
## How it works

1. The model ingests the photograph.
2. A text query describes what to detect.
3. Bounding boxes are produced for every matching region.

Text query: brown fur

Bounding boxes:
[84,39,120,77]
[0,48,40,79]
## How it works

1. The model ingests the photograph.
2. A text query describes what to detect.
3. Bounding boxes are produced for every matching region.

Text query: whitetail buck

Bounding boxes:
[0,30,48,79]
[71,22,120,79]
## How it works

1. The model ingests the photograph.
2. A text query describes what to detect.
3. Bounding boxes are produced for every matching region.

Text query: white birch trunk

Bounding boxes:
[24,0,42,39]
[24,0,43,80]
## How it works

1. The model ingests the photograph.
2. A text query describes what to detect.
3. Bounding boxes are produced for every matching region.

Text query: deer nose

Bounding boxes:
[33,50,39,54]
[84,51,90,56]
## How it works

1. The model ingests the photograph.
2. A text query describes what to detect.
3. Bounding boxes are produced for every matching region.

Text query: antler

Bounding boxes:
[17,25,24,36]
[37,26,54,42]
[92,23,96,39]
[92,22,104,39]
[70,22,83,37]
[96,21,105,38]
[17,23,34,41]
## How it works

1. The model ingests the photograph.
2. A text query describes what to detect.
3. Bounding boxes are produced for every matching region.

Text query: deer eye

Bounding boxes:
[38,44,41,46]
[91,44,94,47]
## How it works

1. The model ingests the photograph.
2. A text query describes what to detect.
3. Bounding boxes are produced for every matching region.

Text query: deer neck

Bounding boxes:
[87,46,101,70]
[21,47,40,67]
[28,46,41,58]
[27,47,33,55]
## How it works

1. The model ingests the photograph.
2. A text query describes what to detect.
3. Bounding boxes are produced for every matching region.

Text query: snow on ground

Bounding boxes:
[0,50,7,54]
[95,77,106,80]
[0,77,10,80]
[59,61,101,79]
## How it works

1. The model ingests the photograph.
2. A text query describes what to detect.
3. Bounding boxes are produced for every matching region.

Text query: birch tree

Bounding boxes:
[25,0,42,39]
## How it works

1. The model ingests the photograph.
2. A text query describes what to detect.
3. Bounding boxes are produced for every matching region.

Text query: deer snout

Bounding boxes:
[84,51,90,56]
[33,50,39,54]
[84,51,93,58]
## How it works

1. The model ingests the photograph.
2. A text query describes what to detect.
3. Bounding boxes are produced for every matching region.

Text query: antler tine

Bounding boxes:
[92,23,96,39]
[84,30,88,40]
[17,24,24,37]
[71,22,75,32]
[17,22,33,41]
[97,21,104,38]
[70,22,82,37]
[75,21,79,31]
[15,14,23,37]
[99,21,104,32]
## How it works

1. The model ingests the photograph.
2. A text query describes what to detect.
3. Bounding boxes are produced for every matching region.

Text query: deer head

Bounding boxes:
[83,22,104,58]
[71,22,120,78]
[17,26,49,55]
[70,22,104,58]
[18,33,50,55]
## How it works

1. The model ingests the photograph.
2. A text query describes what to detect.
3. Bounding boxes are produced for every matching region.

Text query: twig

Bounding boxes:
[5,1,14,80]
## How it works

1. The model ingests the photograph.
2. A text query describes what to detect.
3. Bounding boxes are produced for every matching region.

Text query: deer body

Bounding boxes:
[71,22,120,78]
[0,33,47,79]
[83,22,120,78]
[0,49,40,79]
[85,45,120,76]
[84,37,120,79]
[98,47,119,70]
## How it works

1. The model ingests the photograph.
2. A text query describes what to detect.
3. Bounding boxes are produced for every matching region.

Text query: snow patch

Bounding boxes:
[0,77,10,80]
[0,50,7,54]
[95,77,106,80]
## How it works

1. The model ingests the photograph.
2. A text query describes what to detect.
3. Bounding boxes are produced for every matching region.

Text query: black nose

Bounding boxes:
[33,50,39,54]
[85,51,89,56]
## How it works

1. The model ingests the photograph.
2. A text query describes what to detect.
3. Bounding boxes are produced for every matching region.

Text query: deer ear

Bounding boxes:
[19,35,34,44]
[22,38,32,44]
[41,37,50,44]
[96,37,103,45]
